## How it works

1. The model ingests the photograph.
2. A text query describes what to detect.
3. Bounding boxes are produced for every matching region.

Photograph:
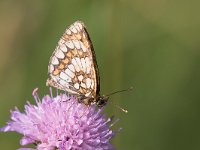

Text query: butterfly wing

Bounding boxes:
[47,21,100,99]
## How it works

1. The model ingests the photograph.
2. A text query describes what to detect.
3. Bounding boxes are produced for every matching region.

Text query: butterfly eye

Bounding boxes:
[97,97,108,107]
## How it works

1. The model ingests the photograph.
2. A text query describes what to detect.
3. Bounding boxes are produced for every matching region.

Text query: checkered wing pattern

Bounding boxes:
[47,21,100,100]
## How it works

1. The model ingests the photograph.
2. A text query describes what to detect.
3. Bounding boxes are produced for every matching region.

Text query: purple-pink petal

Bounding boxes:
[1,88,116,150]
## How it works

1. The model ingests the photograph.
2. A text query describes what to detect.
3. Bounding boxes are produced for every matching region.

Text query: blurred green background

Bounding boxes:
[0,0,200,149]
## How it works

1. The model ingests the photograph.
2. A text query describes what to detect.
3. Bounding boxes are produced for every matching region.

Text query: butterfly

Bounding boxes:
[46,21,108,107]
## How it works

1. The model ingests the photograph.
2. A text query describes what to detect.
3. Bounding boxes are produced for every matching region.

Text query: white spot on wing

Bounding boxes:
[78,75,83,81]
[59,79,77,94]
[72,58,80,72]
[85,57,91,74]
[80,42,87,52]
[91,79,94,89]
[81,82,86,88]
[73,40,80,49]
[65,68,75,78]
[74,22,80,32]
[86,78,91,88]
[59,79,69,87]
[55,49,65,59]
[66,29,71,35]
[70,25,77,33]
[81,58,86,72]
[58,39,65,45]
[85,92,91,97]
[68,64,75,72]
[65,41,74,49]
[75,57,83,70]
[51,56,59,65]
[60,72,70,81]
[51,76,59,82]
[49,64,54,73]
[78,23,83,30]
[74,83,79,89]
[60,45,68,52]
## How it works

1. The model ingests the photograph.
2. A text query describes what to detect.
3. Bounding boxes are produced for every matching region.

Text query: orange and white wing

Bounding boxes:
[46,21,100,98]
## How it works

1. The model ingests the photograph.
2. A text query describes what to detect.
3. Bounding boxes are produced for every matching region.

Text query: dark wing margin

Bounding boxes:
[83,26,100,96]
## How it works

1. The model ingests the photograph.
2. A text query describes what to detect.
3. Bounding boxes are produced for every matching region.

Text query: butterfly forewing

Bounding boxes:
[47,21,100,101]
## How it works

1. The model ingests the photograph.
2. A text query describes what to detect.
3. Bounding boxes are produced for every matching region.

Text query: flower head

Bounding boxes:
[1,88,115,150]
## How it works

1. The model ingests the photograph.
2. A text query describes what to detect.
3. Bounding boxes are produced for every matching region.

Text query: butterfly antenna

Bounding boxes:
[109,101,128,113]
[106,86,133,96]
[106,86,133,113]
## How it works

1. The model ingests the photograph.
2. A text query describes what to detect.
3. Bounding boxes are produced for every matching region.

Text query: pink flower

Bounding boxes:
[1,88,115,150]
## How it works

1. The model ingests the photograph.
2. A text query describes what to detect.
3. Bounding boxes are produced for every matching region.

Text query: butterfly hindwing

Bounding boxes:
[47,21,100,100]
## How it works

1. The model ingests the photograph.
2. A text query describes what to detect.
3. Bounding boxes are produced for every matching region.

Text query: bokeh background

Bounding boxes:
[0,0,200,149]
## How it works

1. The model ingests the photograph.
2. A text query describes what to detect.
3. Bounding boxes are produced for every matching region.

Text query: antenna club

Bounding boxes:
[121,108,128,113]
[124,110,128,113]
[109,101,128,114]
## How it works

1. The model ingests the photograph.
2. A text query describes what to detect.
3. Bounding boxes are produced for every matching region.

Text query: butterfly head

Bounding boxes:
[96,95,109,107]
